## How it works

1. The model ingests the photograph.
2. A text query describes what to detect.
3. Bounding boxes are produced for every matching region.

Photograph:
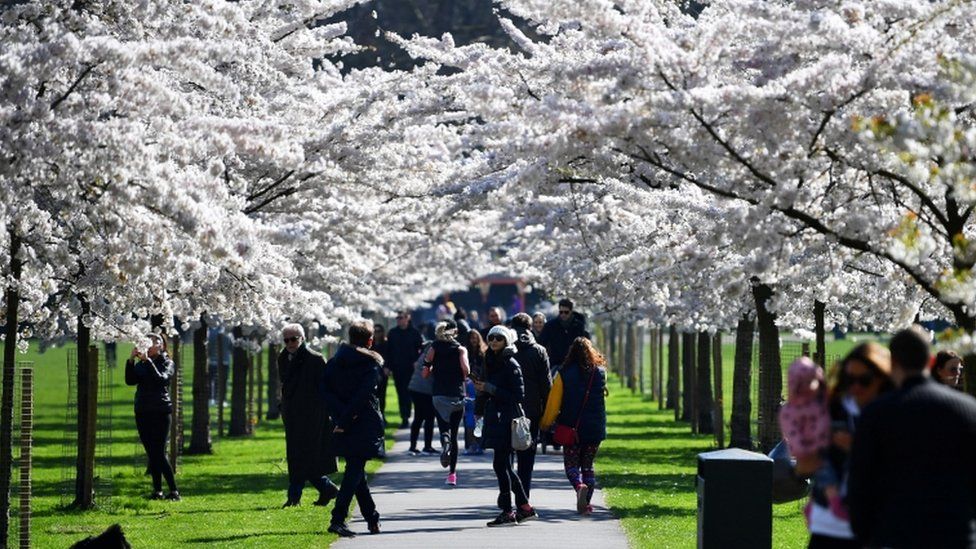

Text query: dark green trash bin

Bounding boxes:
[696,448,773,549]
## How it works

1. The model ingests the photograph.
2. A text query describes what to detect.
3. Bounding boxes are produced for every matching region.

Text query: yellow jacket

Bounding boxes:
[540,372,563,430]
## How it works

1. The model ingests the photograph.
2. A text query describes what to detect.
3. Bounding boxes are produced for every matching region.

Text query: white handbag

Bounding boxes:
[511,405,532,451]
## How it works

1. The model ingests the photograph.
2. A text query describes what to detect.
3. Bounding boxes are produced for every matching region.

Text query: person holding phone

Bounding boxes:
[125,334,179,501]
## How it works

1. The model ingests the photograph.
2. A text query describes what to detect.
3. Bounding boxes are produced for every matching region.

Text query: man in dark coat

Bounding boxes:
[511,313,552,497]
[277,323,338,508]
[849,327,976,548]
[479,306,507,339]
[539,298,591,368]
[386,311,424,428]
[322,321,386,537]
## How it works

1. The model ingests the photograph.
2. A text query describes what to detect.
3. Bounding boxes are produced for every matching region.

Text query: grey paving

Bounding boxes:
[333,428,631,548]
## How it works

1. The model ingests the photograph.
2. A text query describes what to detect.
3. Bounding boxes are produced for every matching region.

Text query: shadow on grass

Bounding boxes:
[185,531,323,543]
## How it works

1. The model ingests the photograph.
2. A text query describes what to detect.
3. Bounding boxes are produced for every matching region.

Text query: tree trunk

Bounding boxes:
[712,331,725,449]
[814,300,827,367]
[0,230,21,542]
[696,331,714,434]
[228,327,250,436]
[637,325,645,394]
[266,344,280,420]
[247,350,255,430]
[667,325,680,419]
[217,333,225,437]
[754,282,783,453]
[730,315,755,450]
[624,322,636,393]
[169,337,182,473]
[682,332,696,428]
[187,317,211,454]
[73,301,97,509]
[650,327,659,404]
[658,328,665,408]
[257,342,264,423]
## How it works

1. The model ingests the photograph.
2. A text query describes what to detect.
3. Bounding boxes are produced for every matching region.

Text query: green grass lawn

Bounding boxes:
[2,340,399,548]
[600,377,809,549]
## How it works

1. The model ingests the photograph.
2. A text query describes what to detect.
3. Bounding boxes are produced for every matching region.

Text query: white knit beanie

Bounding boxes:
[487,325,516,347]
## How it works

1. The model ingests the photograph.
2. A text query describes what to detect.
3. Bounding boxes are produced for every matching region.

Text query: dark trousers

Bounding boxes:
[409,391,435,450]
[288,476,337,502]
[807,534,860,549]
[515,424,540,496]
[493,446,528,512]
[135,411,177,492]
[331,456,377,526]
[392,368,412,424]
[436,408,463,473]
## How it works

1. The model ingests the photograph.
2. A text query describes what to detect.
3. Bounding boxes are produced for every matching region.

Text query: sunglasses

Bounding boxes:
[847,373,875,387]
[487,335,506,343]
[558,309,571,315]
[283,336,300,343]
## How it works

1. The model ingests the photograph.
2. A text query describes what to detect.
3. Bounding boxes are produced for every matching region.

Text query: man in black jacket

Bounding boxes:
[278,323,338,508]
[849,327,976,548]
[323,321,386,537]
[386,311,424,428]
[539,299,591,368]
[511,313,552,497]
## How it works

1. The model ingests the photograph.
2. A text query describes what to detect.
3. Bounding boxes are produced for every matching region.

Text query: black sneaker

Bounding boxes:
[281,499,300,508]
[165,490,181,501]
[328,523,356,538]
[516,506,538,523]
[366,511,381,534]
[486,511,517,527]
[314,484,339,506]
[149,491,164,500]
[407,447,421,456]
[421,447,438,455]
[399,420,410,429]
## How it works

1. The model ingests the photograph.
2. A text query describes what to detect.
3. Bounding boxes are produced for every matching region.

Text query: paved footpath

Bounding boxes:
[334,428,631,548]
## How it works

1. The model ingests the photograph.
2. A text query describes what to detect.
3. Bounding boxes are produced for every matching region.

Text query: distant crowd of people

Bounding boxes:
[124,298,608,537]
[779,328,976,549]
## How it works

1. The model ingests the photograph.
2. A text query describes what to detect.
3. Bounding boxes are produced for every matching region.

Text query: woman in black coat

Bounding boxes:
[124,334,179,500]
[322,321,386,537]
[541,337,607,515]
[474,326,536,526]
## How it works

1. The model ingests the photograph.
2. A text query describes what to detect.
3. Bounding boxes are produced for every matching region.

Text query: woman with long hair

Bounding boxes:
[540,337,607,515]
[422,320,470,486]
[464,330,488,455]
[475,325,536,526]
[125,334,180,500]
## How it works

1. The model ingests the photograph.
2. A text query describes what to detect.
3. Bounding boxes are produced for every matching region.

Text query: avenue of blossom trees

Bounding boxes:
[0,0,974,531]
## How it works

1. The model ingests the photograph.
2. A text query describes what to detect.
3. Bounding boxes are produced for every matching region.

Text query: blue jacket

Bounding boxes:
[556,363,607,444]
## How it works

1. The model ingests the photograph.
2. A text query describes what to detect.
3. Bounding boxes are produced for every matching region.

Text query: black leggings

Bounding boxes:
[135,411,177,492]
[436,408,463,473]
[492,446,528,511]
[409,391,435,449]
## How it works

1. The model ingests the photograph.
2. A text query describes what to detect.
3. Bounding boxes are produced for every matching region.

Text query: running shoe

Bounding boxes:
[515,506,538,523]
[576,484,589,514]
[486,511,517,527]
